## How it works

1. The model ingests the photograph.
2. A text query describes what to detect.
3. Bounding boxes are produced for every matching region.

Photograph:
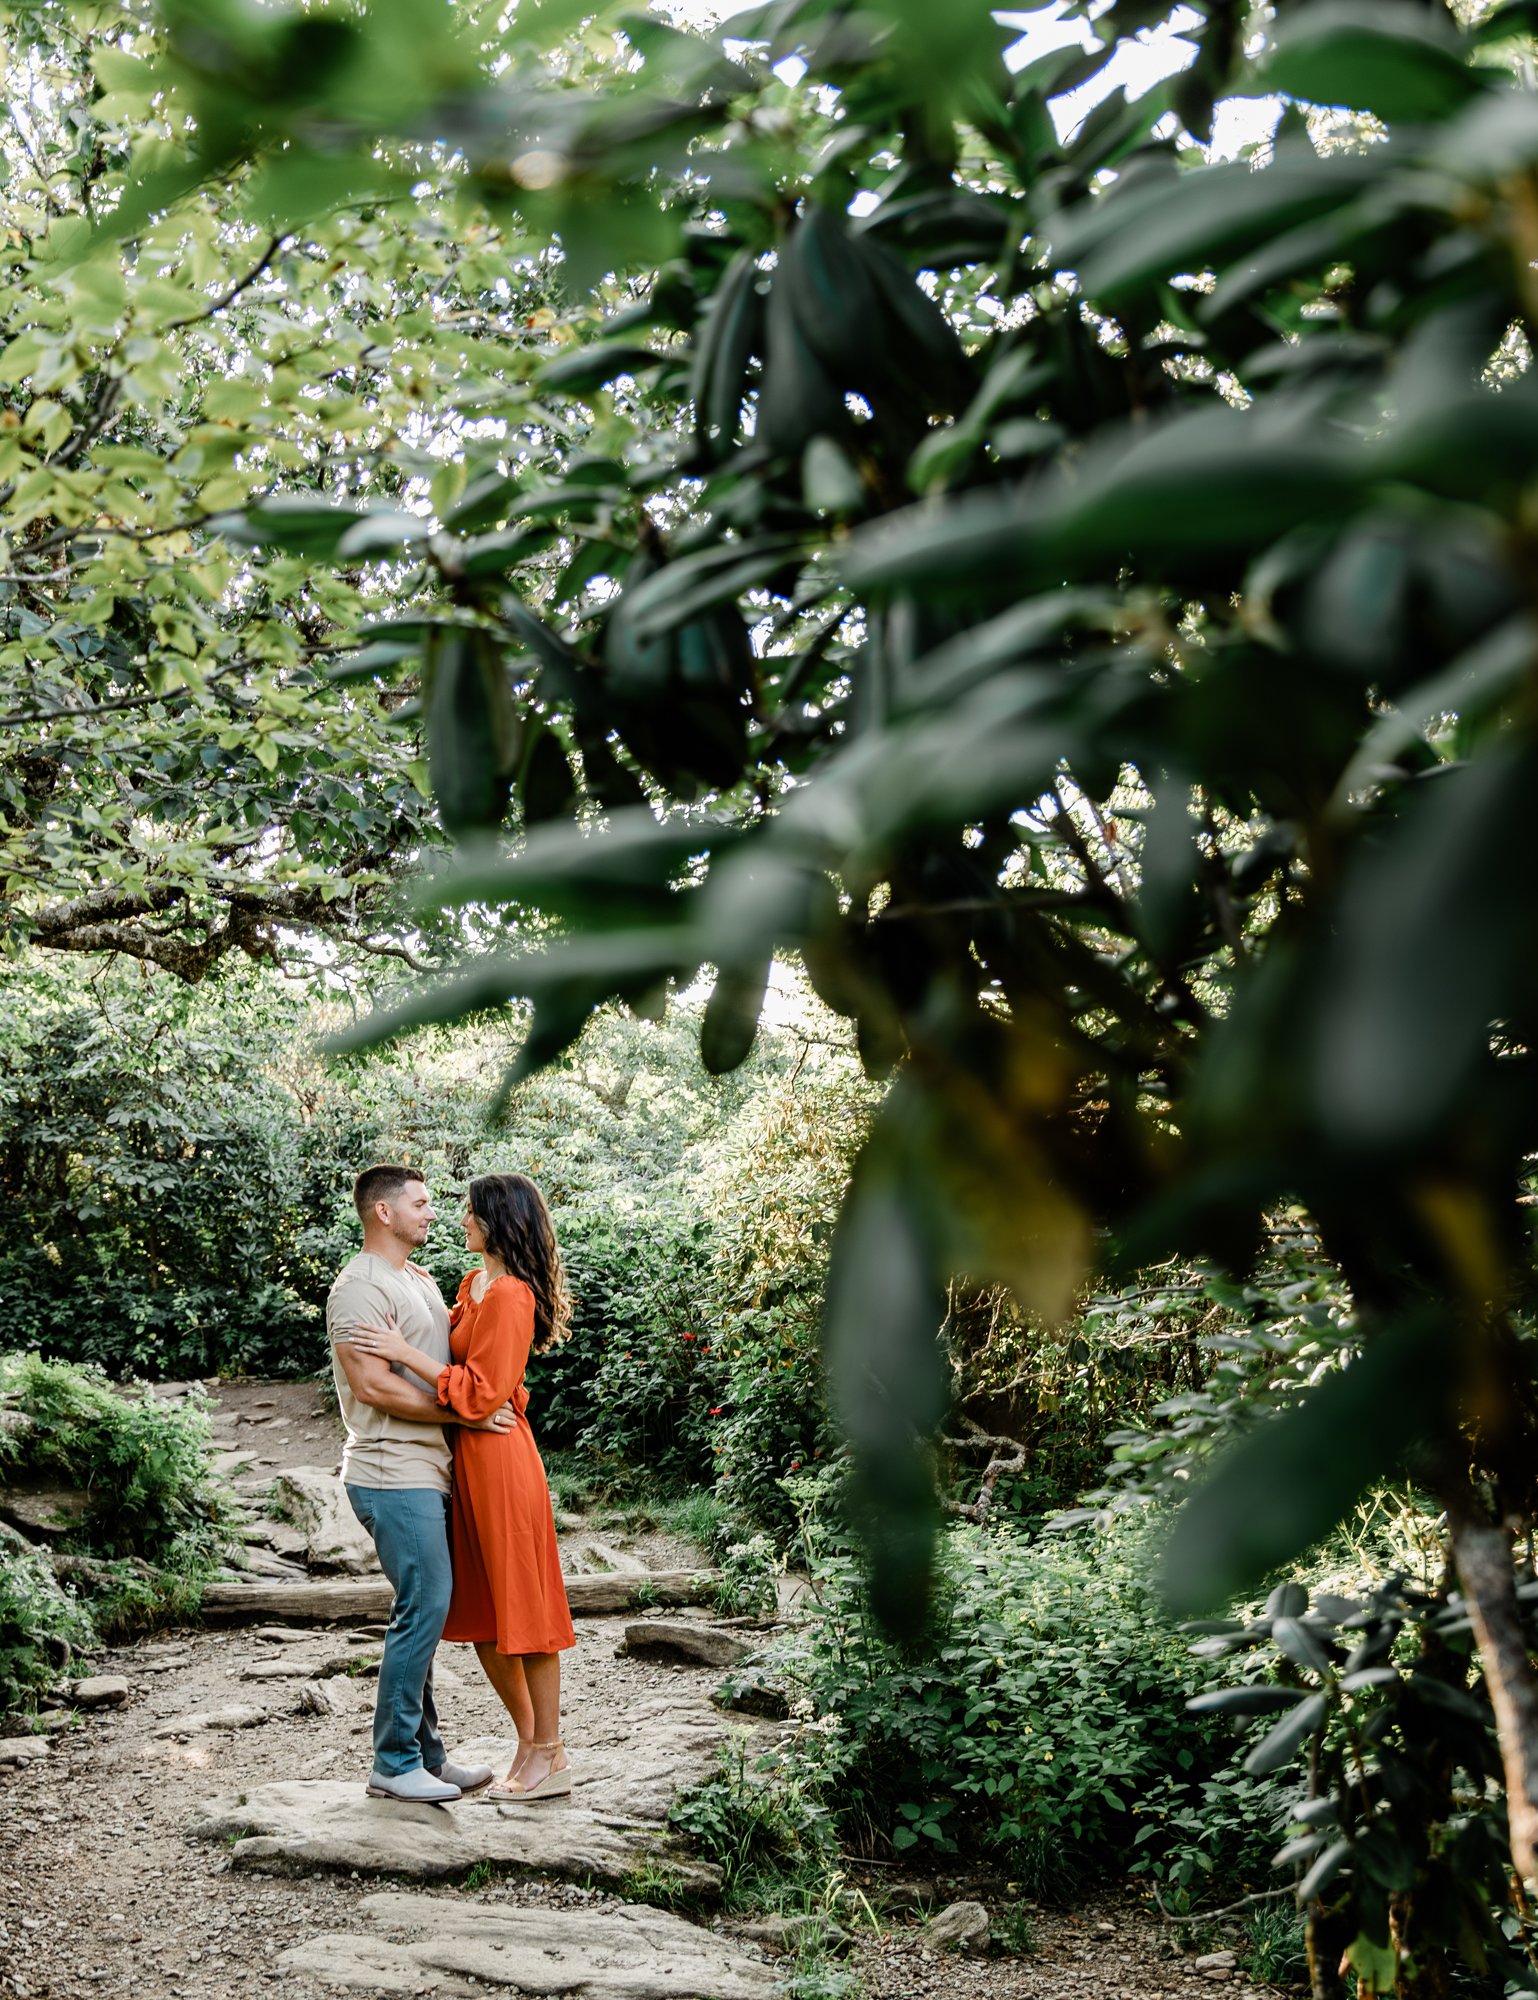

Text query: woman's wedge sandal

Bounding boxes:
[500,1738,571,1803]
[476,1742,534,1803]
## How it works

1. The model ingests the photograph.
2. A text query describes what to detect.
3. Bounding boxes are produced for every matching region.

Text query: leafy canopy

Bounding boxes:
[22,0,1538,1655]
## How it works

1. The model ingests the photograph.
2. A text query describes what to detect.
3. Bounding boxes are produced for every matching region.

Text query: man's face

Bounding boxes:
[378,1180,436,1247]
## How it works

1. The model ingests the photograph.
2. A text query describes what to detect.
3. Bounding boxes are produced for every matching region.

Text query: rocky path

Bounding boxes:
[0,1381,1289,2000]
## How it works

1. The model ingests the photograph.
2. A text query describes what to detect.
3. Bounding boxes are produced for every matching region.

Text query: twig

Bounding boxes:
[158,233,294,334]
[1150,1883,1293,1924]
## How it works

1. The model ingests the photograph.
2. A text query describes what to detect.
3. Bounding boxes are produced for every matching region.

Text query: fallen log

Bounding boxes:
[196,1568,721,1625]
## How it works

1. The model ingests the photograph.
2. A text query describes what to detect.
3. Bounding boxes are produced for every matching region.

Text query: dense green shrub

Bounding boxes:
[0,964,375,1378]
[0,1352,241,1716]
[2,953,872,1444]
[0,1353,238,1571]
[0,1540,95,1721]
[730,1518,1285,1901]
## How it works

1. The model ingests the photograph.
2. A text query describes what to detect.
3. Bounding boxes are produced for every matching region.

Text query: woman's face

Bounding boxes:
[463,1204,488,1255]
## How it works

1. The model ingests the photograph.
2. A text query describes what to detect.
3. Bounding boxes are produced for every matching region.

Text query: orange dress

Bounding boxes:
[435,1273,575,1656]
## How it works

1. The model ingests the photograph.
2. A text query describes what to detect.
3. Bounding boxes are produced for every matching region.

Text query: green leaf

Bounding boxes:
[823,1129,951,1640]
[700,956,772,1074]
[325,640,422,683]
[1161,1310,1451,1614]
[520,723,577,824]
[1243,1691,1328,1776]
[843,405,1360,603]
[424,628,519,840]
[623,534,810,638]
[417,808,724,924]
[1272,1616,1335,1676]
[1312,746,1537,1145]
[1262,2,1487,125]
[1187,1687,1308,1716]
[218,495,380,560]
[1297,1839,1353,1904]
[690,246,764,461]
[335,510,430,559]
[1472,0,1538,45]
[327,928,703,1055]
[457,527,561,578]
[1049,146,1383,306]
[540,339,666,394]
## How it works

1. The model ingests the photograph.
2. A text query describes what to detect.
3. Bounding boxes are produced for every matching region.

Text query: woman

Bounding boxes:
[347,1172,576,1802]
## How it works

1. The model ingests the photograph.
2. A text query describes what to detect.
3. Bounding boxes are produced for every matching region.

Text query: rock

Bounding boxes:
[926,1901,990,1953]
[185,1769,721,1896]
[567,1537,647,1575]
[555,1510,587,1532]
[1194,1952,1238,1972]
[254,1626,312,1645]
[274,1469,380,1577]
[35,1712,71,1734]
[0,1486,89,1540]
[154,1705,271,1738]
[713,1672,792,1721]
[573,1698,760,1825]
[735,1913,848,1954]
[72,1675,130,1709]
[0,1736,49,1765]
[247,1521,310,1561]
[276,1890,775,1998]
[296,1682,342,1718]
[237,1547,312,1581]
[619,1620,757,1670]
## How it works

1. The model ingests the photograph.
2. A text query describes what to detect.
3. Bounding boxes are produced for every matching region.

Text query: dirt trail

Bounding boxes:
[0,1381,1284,2000]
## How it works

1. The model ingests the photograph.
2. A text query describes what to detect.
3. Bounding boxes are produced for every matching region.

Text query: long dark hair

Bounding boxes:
[468,1173,572,1354]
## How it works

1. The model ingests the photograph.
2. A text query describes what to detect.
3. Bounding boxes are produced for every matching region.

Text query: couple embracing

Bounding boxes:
[326,1165,575,1806]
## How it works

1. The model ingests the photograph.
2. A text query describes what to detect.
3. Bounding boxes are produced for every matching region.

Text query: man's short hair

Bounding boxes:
[353,1164,425,1221]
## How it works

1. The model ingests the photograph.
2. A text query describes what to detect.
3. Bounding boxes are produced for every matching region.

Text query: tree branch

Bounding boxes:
[158,233,293,335]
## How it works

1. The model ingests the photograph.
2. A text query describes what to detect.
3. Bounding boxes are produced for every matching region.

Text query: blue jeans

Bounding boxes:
[345,1485,452,1778]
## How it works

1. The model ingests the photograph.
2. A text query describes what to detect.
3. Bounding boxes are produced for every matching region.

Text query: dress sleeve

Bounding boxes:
[435,1279,535,1421]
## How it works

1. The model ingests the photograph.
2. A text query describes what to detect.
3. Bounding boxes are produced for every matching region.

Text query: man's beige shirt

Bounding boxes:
[326,1251,453,1493]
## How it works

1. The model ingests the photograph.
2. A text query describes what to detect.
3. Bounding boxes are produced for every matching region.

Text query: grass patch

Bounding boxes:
[1243,1902,1308,1986]
[617,1861,711,1916]
[992,1904,1037,1956]
[669,1735,837,1911]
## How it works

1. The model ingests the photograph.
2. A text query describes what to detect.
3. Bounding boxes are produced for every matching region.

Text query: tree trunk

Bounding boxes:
[1449,1510,1538,1883]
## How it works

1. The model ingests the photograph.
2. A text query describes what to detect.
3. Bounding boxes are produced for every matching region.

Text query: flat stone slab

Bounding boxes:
[568,1698,757,1826]
[184,1769,721,1896]
[154,1703,273,1737]
[278,1891,774,1997]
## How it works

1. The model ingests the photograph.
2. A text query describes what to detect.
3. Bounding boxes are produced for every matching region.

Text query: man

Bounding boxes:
[328,1163,509,1804]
